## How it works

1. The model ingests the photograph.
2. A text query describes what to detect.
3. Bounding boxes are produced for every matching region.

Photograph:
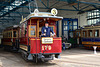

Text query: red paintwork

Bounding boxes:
[30,37,62,54]
[19,37,28,45]
[2,38,11,42]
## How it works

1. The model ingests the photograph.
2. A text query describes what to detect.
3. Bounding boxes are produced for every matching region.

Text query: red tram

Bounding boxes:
[2,25,19,50]
[2,9,63,62]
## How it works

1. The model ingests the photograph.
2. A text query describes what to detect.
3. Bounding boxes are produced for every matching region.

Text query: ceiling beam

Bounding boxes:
[77,1,100,6]
[0,1,29,18]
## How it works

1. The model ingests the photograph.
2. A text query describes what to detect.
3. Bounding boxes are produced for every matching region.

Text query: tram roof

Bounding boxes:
[20,12,63,24]
[81,25,100,30]
[4,25,19,30]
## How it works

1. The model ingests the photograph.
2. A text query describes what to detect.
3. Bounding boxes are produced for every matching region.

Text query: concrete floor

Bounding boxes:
[0,48,100,67]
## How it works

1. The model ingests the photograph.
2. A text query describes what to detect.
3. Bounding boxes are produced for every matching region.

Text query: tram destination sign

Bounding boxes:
[41,37,53,44]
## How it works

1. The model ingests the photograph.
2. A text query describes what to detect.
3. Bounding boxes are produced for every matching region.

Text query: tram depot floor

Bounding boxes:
[0,48,100,67]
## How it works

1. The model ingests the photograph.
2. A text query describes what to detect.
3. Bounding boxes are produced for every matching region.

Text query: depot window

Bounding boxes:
[87,10,100,25]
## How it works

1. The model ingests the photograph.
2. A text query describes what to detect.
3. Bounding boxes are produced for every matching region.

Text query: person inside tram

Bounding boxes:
[41,22,55,37]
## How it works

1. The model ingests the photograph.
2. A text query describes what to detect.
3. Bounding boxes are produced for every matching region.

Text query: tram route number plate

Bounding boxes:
[41,37,53,44]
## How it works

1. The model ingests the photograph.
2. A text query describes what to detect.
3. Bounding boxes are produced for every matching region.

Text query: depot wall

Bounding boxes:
[58,11,87,37]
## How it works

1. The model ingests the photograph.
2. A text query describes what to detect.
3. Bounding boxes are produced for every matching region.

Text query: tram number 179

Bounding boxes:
[42,45,52,50]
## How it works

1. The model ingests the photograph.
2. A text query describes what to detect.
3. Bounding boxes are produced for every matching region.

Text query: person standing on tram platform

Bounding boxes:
[41,22,55,37]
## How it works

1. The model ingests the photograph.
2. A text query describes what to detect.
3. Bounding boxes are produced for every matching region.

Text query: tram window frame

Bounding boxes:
[25,22,27,36]
[76,31,81,37]
[3,32,4,38]
[83,31,87,37]
[9,32,10,37]
[88,30,93,37]
[21,22,27,37]
[10,32,12,37]
[7,32,8,38]
[29,25,36,37]
[20,28,21,37]
[7,32,8,37]
[49,25,55,33]
[78,31,81,37]
[76,31,79,37]
[94,30,99,37]
[13,31,17,37]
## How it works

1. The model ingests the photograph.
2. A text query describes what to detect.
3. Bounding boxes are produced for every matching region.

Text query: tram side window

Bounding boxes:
[11,32,12,37]
[31,26,36,36]
[25,22,27,36]
[95,30,99,37]
[9,32,10,37]
[76,32,79,37]
[7,32,9,38]
[79,32,81,37]
[20,29,21,37]
[88,30,92,37]
[83,31,87,37]
[7,32,8,37]
[13,31,16,37]
[3,32,5,38]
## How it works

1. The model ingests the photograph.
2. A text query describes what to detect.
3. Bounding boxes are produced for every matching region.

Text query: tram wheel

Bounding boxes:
[21,52,28,61]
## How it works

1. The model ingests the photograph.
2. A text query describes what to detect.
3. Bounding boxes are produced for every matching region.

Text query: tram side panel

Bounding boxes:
[2,38,12,46]
[30,37,62,54]
[82,37,100,48]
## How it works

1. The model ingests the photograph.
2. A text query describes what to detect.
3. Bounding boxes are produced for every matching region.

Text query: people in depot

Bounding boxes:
[62,42,66,50]
[41,22,55,37]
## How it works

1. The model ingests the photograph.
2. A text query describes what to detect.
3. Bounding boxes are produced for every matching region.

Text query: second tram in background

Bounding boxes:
[74,23,100,50]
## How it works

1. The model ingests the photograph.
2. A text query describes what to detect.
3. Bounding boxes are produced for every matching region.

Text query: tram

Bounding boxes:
[81,24,100,49]
[2,25,19,50]
[2,9,63,62]
[74,23,100,50]
[73,29,82,45]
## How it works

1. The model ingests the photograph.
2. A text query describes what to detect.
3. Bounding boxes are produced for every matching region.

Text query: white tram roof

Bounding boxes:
[20,12,63,24]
